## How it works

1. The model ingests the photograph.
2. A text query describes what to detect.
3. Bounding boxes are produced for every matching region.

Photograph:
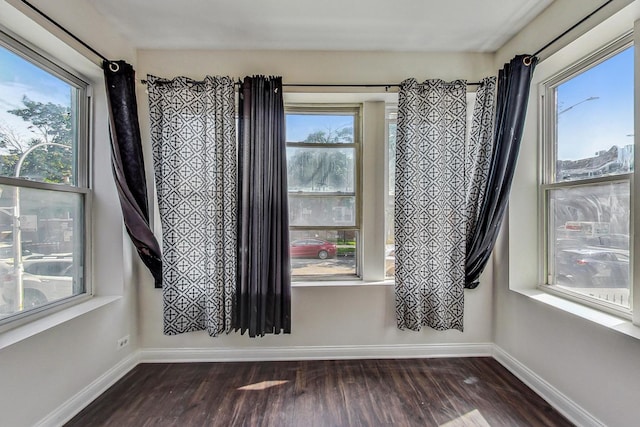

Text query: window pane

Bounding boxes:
[0,185,84,319]
[555,46,634,182]
[386,114,396,278]
[290,230,357,277]
[0,44,78,186]
[548,182,630,308]
[286,114,355,143]
[287,147,355,193]
[289,195,355,227]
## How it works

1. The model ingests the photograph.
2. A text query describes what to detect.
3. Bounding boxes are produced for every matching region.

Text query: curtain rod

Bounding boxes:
[532,0,613,58]
[20,0,613,70]
[139,80,482,88]
[20,0,109,63]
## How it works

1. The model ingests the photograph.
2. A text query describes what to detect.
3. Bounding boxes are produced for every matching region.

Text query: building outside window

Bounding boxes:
[286,106,360,279]
[541,34,634,314]
[0,30,89,323]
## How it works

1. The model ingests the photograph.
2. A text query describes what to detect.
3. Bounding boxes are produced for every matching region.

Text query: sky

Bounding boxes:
[286,114,354,142]
[0,45,72,149]
[556,46,634,161]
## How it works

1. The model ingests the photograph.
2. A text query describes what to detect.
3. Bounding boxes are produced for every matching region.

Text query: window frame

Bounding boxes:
[0,28,92,328]
[285,104,363,281]
[539,32,634,318]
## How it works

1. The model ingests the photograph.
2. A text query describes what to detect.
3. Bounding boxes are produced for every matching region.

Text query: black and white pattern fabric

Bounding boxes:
[395,79,467,332]
[147,75,237,336]
[465,77,496,251]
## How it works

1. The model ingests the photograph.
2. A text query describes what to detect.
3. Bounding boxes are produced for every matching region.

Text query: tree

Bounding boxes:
[0,96,73,183]
[288,128,353,192]
[304,126,353,144]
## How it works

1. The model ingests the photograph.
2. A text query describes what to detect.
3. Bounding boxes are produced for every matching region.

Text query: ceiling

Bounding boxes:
[87,0,554,52]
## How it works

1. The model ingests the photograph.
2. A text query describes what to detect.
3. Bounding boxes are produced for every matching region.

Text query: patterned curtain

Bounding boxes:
[147,75,237,336]
[103,61,162,288]
[465,77,497,258]
[395,79,468,332]
[395,78,497,331]
[235,76,291,337]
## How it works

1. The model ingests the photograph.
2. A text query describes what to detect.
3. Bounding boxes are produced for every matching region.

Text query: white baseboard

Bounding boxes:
[139,342,494,363]
[492,345,604,427]
[35,351,140,427]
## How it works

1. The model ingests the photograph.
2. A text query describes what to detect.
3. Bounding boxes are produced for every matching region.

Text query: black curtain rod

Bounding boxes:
[20,0,612,69]
[139,80,482,87]
[532,0,614,58]
[20,0,109,63]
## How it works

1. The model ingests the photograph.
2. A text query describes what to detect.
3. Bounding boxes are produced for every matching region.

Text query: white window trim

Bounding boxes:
[539,33,633,319]
[508,3,640,336]
[284,94,394,286]
[0,25,92,329]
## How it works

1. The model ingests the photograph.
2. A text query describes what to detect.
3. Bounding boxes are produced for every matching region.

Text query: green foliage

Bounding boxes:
[288,128,353,192]
[0,96,72,183]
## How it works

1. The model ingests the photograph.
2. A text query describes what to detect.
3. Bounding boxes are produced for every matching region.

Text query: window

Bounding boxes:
[386,109,397,278]
[286,107,360,279]
[0,30,89,323]
[541,35,633,314]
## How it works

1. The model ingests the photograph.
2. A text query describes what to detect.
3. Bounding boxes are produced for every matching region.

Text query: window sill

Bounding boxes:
[513,287,640,340]
[292,279,395,288]
[0,295,121,350]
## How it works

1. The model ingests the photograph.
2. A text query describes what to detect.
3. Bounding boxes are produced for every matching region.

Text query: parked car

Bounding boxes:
[0,261,48,315]
[555,248,629,288]
[22,256,74,302]
[0,244,35,262]
[290,239,337,260]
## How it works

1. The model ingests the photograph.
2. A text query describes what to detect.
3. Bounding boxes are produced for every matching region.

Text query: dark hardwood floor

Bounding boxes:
[65,357,573,427]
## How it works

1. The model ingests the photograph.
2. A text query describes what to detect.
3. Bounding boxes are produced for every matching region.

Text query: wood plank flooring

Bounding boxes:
[65,357,573,427]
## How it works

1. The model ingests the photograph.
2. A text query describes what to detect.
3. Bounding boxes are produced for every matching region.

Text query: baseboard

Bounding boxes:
[492,345,604,427]
[35,344,598,426]
[35,351,140,427]
[140,342,494,363]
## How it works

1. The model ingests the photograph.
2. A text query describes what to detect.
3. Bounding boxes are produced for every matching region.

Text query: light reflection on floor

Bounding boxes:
[439,409,491,427]
[237,380,290,391]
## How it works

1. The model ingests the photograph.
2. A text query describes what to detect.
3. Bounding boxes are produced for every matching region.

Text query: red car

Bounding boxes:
[290,239,337,259]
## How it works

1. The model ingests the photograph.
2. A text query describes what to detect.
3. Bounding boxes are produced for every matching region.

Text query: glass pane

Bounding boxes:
[548,182,629,308]
[286,114,355,143]
[287,147,355,193]
[0,44,78,185]
[289,195,355,227]
[0,185,84,320]
[555,46,634,182]
[386,114,396,278]
[290,230,357,277]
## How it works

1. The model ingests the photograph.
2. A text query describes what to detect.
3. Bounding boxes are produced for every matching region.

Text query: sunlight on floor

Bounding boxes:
[237,380,290,391]
[439,409,491,427]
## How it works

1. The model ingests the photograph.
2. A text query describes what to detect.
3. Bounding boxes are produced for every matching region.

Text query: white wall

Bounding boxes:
[6,0,640,425]
[136,49,496,353]
[495,1,640,426]
[0,1,139,426]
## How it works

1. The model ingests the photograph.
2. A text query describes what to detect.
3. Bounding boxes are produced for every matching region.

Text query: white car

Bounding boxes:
[22,257,75,302]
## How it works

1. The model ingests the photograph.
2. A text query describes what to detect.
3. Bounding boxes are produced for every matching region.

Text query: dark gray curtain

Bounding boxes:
[103,60,162,288]
[235,76,291,337]
[465,55,538,288]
